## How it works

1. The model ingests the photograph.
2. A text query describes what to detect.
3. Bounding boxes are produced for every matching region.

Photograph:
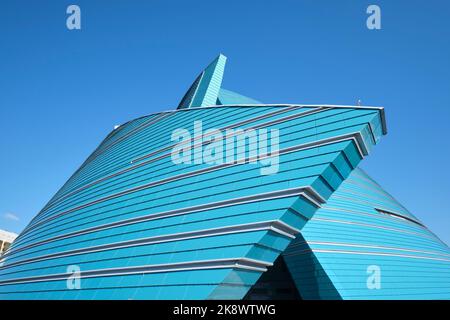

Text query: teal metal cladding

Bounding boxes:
[283,167,450,299]
[0,104,390,299]
[1,54,449,300]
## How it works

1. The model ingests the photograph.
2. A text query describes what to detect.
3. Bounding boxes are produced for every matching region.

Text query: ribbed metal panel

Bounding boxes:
[284,167,450,299]
[0,105,384,299]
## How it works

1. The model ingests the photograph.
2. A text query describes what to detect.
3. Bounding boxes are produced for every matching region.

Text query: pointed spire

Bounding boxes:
[177,54,262,109]
[177,54,227,109]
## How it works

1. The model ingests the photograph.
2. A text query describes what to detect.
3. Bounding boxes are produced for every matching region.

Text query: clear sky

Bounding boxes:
[1,1,449,245]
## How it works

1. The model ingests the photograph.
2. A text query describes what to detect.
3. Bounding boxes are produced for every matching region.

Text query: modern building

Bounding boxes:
[0,55,449,300]
[0,230,17,256]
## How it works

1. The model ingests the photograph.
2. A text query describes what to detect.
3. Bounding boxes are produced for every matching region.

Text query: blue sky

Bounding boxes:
[1,0,449,245]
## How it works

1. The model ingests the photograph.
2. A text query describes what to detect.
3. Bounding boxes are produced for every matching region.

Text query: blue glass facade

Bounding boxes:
[0,55,448,300]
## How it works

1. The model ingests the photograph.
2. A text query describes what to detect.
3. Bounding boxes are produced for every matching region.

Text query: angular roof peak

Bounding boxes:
[177,54,260,109]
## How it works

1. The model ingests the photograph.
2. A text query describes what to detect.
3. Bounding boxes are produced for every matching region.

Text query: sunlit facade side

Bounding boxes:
[0,55,449,300]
